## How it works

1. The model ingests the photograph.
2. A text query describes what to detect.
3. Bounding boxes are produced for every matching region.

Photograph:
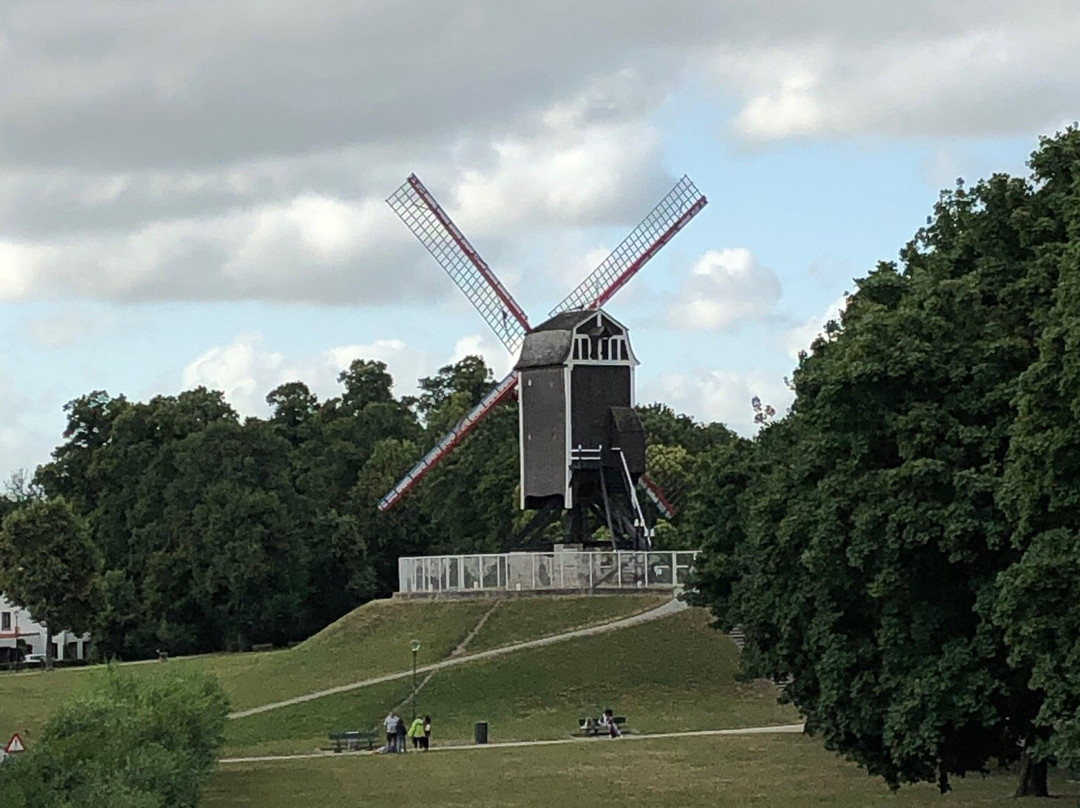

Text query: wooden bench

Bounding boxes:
[574,716,627,737]
[328,729,379,752]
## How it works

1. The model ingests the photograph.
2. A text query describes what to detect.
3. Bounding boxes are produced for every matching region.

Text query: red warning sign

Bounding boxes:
[5,733,25,754]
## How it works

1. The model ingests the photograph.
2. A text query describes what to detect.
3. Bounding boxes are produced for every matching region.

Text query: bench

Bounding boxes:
[574,716,627,737]
[328,729,379,752]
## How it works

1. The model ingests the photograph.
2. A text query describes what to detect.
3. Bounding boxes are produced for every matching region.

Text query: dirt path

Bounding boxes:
[218,723,805,764]
[229,597,688,720]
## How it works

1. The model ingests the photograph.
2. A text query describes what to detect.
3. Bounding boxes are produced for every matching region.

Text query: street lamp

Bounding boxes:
[410,639,421,721]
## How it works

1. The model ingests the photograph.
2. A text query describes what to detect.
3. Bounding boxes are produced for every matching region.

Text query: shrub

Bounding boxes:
[0,666,229,807]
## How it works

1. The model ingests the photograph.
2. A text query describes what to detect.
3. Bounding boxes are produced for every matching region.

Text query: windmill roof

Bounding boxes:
[516,330,573,369]
[528,310,592,333]
[515,310,591,369]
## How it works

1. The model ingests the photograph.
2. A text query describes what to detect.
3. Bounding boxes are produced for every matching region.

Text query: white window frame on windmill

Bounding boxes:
[568,312,636,366]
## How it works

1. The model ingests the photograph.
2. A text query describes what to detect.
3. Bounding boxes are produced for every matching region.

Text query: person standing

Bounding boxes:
[384,710,401,752]
[423,715,432,750]
[395,712,408,753]
[408,716,426,750]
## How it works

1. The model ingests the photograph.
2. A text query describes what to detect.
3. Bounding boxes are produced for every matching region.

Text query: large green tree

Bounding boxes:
[0,499,101,670]
[994,131,1080,788]
[692,133,1080,794]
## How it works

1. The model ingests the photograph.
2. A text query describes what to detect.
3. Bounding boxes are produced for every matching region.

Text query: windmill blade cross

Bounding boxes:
[388,174,531,354]
[549,175,707,316]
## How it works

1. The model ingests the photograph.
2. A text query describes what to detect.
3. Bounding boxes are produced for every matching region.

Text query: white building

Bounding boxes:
[0,595,90,664]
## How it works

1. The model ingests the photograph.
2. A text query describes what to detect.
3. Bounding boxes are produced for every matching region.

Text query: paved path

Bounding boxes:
[229,597,688,720]
[219,723,805,764]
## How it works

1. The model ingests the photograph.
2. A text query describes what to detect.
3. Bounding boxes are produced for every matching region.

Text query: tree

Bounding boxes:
[0,499,101,670]
[408,356,519,553]
[692,140,1077,792]
[415,356,493,432]
[635,402,741,542]
[4,469,42,504]
[266,381,319,445]
[993,129,1080,793]
[34,391,130,515]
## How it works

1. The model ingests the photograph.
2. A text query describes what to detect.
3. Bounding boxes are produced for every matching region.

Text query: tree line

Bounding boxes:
[0,356,733,662]
[688,129,1080,795]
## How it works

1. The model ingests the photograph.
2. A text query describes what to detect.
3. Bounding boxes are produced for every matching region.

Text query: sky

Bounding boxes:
[1,0,1078,482]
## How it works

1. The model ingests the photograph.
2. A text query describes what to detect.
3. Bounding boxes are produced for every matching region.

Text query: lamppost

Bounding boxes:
[410,639,421,721]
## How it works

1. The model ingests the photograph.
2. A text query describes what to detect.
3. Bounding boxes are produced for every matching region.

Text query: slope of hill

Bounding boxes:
[223,607,796,757]
[0,593,667,739]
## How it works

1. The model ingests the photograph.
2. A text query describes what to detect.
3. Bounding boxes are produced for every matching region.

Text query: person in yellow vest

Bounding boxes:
[407,715,427,750]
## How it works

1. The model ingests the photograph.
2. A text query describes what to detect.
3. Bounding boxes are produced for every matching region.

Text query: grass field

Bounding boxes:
[466,593,669,652]
[5,593,1066,808]
[222,608,796,757]
[0,594,666,742]
[205,733,1080,808]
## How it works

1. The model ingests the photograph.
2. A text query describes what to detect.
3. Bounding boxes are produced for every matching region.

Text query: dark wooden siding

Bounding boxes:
[520,366,567,505]
[570,365,632,450]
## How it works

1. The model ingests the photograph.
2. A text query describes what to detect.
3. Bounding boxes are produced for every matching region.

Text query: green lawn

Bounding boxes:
[466,593,669,652]
[0,598,491,740]
[0,594,668,742]
[223,608,796,757]
[205,733,1080,808]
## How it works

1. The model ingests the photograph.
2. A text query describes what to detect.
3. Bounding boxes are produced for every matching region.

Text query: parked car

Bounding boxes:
[23,653,46,666]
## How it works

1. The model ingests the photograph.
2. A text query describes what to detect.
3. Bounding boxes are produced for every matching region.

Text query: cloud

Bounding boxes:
[2,2,1080,308]
[0,194,442,305]
[180,333,501,417]
[2,1,1078,308]
[711,5,1080,142]
[182,335,287,415]
[0,102,675,306]
[781,294,848,358]
[644,369,794,436]
[449,72,671,236]
[666,248,782,331]
[0,371,51,478]
[450,334,515,380]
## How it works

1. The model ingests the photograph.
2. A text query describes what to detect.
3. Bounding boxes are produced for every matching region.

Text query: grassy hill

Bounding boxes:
[0,593,667,740]
[223,607,796,757]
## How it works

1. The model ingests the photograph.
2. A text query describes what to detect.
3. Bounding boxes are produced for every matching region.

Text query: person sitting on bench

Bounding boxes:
[598,709,621,738]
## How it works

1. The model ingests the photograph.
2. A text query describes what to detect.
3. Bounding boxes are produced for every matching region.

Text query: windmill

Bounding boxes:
[379,173,707,550]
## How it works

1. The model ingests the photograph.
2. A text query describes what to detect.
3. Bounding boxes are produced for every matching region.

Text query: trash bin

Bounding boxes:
[474,721,488,744]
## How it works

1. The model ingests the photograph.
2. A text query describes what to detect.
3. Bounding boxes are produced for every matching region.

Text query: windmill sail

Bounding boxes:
[549,176,707,316]
[387,174,530,354]
[378,372,519,512]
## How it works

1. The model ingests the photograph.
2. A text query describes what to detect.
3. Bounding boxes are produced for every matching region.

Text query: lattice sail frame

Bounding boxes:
[549,175,707,316]
[388,175,530,354]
